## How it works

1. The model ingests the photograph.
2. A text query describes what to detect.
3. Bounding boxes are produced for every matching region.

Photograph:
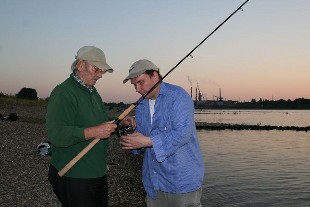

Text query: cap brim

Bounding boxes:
[123,70,146,84]
[92,61,114,73]
[105,68,113,73]
[123,77,130,84]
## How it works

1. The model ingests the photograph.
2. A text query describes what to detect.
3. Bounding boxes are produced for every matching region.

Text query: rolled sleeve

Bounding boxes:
[150,134,166,162]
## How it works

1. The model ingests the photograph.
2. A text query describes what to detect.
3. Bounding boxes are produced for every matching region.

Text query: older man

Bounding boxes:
[47,46,120,207]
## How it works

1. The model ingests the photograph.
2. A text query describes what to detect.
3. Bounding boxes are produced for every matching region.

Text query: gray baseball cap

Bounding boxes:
[76,46,113,72]
[123,59,159,83]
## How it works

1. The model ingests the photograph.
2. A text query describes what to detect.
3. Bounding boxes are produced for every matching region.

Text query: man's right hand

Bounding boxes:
[84,122,117,140]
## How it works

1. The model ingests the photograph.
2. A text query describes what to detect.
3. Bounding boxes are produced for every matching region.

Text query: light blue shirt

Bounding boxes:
[133,82,205,199]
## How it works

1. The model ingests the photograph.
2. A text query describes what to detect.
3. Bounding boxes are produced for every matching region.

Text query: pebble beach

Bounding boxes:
[0,104,145,207]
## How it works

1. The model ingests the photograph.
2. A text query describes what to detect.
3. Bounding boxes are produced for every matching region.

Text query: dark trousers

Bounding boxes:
[48,165,109,207]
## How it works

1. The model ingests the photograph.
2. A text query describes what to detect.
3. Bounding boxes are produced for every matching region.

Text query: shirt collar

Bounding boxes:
[71,72,94,92]
[158,82,167,96]
[140,82,167,106]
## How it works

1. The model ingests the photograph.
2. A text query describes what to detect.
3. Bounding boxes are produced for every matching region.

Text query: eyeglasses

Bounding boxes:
[91,64,107,74]
[84,61,107,74]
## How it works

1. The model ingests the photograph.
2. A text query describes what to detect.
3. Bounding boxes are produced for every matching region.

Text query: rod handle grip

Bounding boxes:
[58,138,100,176]
[118,103,136,121]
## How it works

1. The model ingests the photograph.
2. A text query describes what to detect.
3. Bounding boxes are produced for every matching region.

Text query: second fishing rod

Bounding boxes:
[58,0,250,176]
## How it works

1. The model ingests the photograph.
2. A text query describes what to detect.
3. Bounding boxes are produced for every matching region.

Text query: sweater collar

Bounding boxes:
[71,72,94,92]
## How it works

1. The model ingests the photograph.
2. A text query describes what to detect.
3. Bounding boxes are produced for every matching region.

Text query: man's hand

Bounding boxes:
[120,132,152,150]
[85,122,117,140]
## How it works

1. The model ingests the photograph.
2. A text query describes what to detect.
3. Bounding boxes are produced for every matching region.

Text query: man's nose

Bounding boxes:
[135,85,141,93]
[96,71,103,78]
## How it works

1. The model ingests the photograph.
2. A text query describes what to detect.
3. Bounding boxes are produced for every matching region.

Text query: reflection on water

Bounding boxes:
[198,130,310,207]
[195,110,310,127]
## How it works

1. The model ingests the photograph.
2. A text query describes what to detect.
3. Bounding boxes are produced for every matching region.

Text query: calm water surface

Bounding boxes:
[195,110,310,127]
[196,110,310,207]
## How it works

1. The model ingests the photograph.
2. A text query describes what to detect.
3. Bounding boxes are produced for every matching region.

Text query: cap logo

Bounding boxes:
[129,67,135,72]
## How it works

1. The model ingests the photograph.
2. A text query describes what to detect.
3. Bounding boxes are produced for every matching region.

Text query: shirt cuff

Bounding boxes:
[150,134,166,162]
[73,127,86,141]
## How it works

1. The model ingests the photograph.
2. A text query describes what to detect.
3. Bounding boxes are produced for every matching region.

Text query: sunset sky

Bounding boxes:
[0,0,309,103]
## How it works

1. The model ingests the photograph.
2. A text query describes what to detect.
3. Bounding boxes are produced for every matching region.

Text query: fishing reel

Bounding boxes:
[116,123,135,137]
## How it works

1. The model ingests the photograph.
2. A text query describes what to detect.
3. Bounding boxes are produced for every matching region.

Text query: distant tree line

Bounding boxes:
[0,87,38,100]
[16,87,38,100]
[104,102,130,110]
[238,98,310,109]
[0,88,130,109]
[1,88,309,109]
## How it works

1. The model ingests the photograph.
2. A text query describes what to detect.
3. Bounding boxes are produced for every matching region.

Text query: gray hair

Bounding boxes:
[71,60,79,72]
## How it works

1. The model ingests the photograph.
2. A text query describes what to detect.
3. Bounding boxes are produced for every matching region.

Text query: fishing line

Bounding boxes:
[58,0,250,176]
[133,0,250,110]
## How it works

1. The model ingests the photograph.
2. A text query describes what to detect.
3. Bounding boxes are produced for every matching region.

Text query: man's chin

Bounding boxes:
[144,94,152,99]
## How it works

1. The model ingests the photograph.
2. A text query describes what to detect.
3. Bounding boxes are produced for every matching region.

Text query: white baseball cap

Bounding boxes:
[123,59,159,83]
[76,46,113,72]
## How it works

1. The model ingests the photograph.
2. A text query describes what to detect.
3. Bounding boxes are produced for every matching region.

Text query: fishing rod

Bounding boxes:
[58,0,250,176]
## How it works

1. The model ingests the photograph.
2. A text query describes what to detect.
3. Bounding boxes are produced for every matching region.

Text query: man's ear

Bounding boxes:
[76,60,85,71]
[153,71,160,80]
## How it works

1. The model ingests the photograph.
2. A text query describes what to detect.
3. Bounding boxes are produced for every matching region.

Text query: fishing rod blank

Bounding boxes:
[58,0,250,176]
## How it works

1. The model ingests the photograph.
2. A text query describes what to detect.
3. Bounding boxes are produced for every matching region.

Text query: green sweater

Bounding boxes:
[46,75,112,178]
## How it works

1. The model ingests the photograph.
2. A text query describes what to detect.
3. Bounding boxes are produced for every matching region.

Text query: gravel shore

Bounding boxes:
[0,105,145,207]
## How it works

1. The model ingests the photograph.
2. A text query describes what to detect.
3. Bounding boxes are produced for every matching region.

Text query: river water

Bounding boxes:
[196,110,310,207]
